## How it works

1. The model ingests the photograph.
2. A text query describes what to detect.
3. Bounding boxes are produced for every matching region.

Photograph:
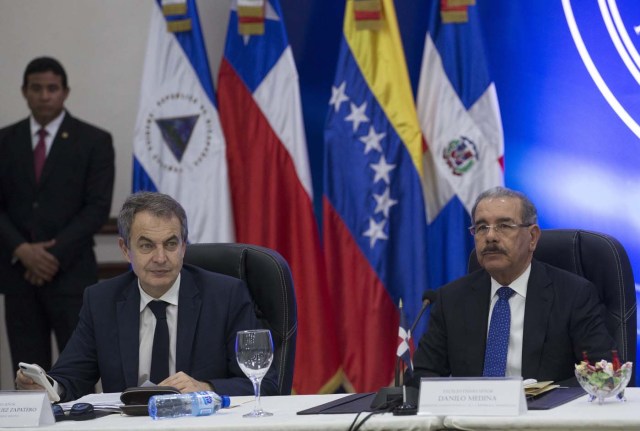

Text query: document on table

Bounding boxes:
[524,381,559,398]
[58,392,124,412]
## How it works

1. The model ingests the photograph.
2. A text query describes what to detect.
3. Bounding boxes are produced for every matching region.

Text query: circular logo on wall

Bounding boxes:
[562,0,640,139]
[144,92,215,173]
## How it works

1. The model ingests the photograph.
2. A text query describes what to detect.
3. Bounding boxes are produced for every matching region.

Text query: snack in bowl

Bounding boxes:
[574,351,632,404]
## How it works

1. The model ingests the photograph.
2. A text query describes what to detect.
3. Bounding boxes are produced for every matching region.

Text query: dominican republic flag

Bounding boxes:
[418,0,504,288]
[396,300,413,376]
[133,0,234,243]
[217,0,342,394]
[323,0,429,392]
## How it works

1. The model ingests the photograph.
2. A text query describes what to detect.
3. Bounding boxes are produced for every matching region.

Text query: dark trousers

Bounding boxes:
[5,286,83,373]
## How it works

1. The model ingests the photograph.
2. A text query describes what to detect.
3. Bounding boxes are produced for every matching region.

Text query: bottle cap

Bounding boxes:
[221,395,230,408]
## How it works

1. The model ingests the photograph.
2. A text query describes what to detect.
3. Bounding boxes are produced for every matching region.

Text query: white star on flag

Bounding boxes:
[363,217,388,248]
[329,81,349,113]
[373,187,398,217]
[345,101,369,132]
[359,126,385,154]
[370,154,396,184]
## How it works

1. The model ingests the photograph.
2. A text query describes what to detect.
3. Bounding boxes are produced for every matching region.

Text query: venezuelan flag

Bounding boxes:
[323,0,428,392]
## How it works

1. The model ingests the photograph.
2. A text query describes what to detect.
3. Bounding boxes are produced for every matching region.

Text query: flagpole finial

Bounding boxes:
[238,0,266,36]
[162,0,187,16]
[353,0,383,31]
[399,298,403,309]
[441,0,476,24]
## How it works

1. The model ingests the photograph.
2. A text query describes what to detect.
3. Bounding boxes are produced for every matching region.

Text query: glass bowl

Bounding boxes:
[574,360,633,404]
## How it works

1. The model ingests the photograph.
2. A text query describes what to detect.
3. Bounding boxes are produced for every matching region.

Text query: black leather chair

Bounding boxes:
[183,243,297,395]
[468,229,637,384]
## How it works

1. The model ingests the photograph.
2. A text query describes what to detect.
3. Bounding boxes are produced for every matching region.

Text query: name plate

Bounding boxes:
[0,391,55,427]
[418,377,527,416]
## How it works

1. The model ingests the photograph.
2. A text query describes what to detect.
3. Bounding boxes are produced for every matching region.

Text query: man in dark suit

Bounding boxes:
[409,187,615,386]
[16,191,278,401]
[0,57,114,372]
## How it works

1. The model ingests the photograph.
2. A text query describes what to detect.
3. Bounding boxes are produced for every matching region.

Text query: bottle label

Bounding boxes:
[194,391,216,416]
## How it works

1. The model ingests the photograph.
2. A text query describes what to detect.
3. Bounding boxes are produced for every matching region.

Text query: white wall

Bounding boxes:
[0,0,232,390]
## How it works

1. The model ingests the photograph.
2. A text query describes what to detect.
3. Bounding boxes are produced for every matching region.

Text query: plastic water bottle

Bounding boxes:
[148,391,230,420]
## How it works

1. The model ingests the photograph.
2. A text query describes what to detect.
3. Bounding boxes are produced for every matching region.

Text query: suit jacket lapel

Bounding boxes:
[464,271,492,375]
[176,270,201,373]
[14,120,37,185]
[521,260,554,378]
[117,279,141,387]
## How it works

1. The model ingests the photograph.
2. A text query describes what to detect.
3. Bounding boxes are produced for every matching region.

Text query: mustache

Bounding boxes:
[481,245,506,255]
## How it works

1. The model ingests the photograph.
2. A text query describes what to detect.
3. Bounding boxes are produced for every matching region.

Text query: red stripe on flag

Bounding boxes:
[354,10,381,21]
[238,16,264,24]
[323,198,398,392]
[218,59,342,394]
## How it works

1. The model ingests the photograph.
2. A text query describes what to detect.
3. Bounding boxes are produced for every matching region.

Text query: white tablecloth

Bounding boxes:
[4,394,442,431]
[444,387,640,430]
[5,388,640,430]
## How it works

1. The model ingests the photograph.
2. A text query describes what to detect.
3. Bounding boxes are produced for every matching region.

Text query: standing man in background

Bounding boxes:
[0,56,115,372]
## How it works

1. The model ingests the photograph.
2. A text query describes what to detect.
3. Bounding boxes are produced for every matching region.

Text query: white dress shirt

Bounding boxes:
[138,274,180,385]
[29,110,65,156]
[487,263,531,378]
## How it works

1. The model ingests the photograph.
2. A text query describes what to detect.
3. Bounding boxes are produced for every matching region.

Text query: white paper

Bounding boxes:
[418,377,527,416]
[0,391,55,427]
[58,392,124,411]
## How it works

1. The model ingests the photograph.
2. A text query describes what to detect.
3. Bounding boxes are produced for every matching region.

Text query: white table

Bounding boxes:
[4,394,443,431]
[444,387,640,430]
[4,389,640,430]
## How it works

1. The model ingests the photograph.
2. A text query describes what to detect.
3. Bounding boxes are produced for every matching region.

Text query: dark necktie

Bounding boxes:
[483,286,515,377]
[34,128,47,183]
[148,300,170,384]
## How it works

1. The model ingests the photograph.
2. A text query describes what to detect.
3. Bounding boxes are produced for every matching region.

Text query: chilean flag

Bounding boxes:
[133,0,234,243]
[323,0,429,392]
[418,0,504,288]
[218,0,342,394]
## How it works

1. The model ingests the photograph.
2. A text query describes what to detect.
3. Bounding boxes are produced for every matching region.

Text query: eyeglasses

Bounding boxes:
[52,403,96,421]
[468,223,532,236]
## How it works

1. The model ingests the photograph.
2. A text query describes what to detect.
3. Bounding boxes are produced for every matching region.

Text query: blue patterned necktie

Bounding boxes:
[483,286,515,377]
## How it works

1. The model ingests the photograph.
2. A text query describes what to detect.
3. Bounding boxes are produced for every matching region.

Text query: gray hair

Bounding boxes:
[117,191,188,246]
[471,186,538,225]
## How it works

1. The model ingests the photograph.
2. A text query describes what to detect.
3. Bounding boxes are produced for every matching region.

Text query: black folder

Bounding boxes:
[297,393,377,414]
[526,386,586,410]
[297,386,586,415]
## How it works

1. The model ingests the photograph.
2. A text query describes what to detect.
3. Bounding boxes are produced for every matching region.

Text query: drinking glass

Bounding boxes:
[235,329,274,417]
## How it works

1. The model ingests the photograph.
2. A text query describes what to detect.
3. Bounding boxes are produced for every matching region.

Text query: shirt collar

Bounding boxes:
[490,263,531,299]
[30,110,66,138]
[138,273,181,312]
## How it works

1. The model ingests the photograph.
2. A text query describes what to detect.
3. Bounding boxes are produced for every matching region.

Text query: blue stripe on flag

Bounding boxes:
[324,37,428,338]
[156,0,216,105]
[428,2,492,109]
[132,157,158,193]
[427,197,474,289]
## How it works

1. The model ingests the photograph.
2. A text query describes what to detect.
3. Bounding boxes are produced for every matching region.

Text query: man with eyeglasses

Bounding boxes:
[408,186,614,386]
